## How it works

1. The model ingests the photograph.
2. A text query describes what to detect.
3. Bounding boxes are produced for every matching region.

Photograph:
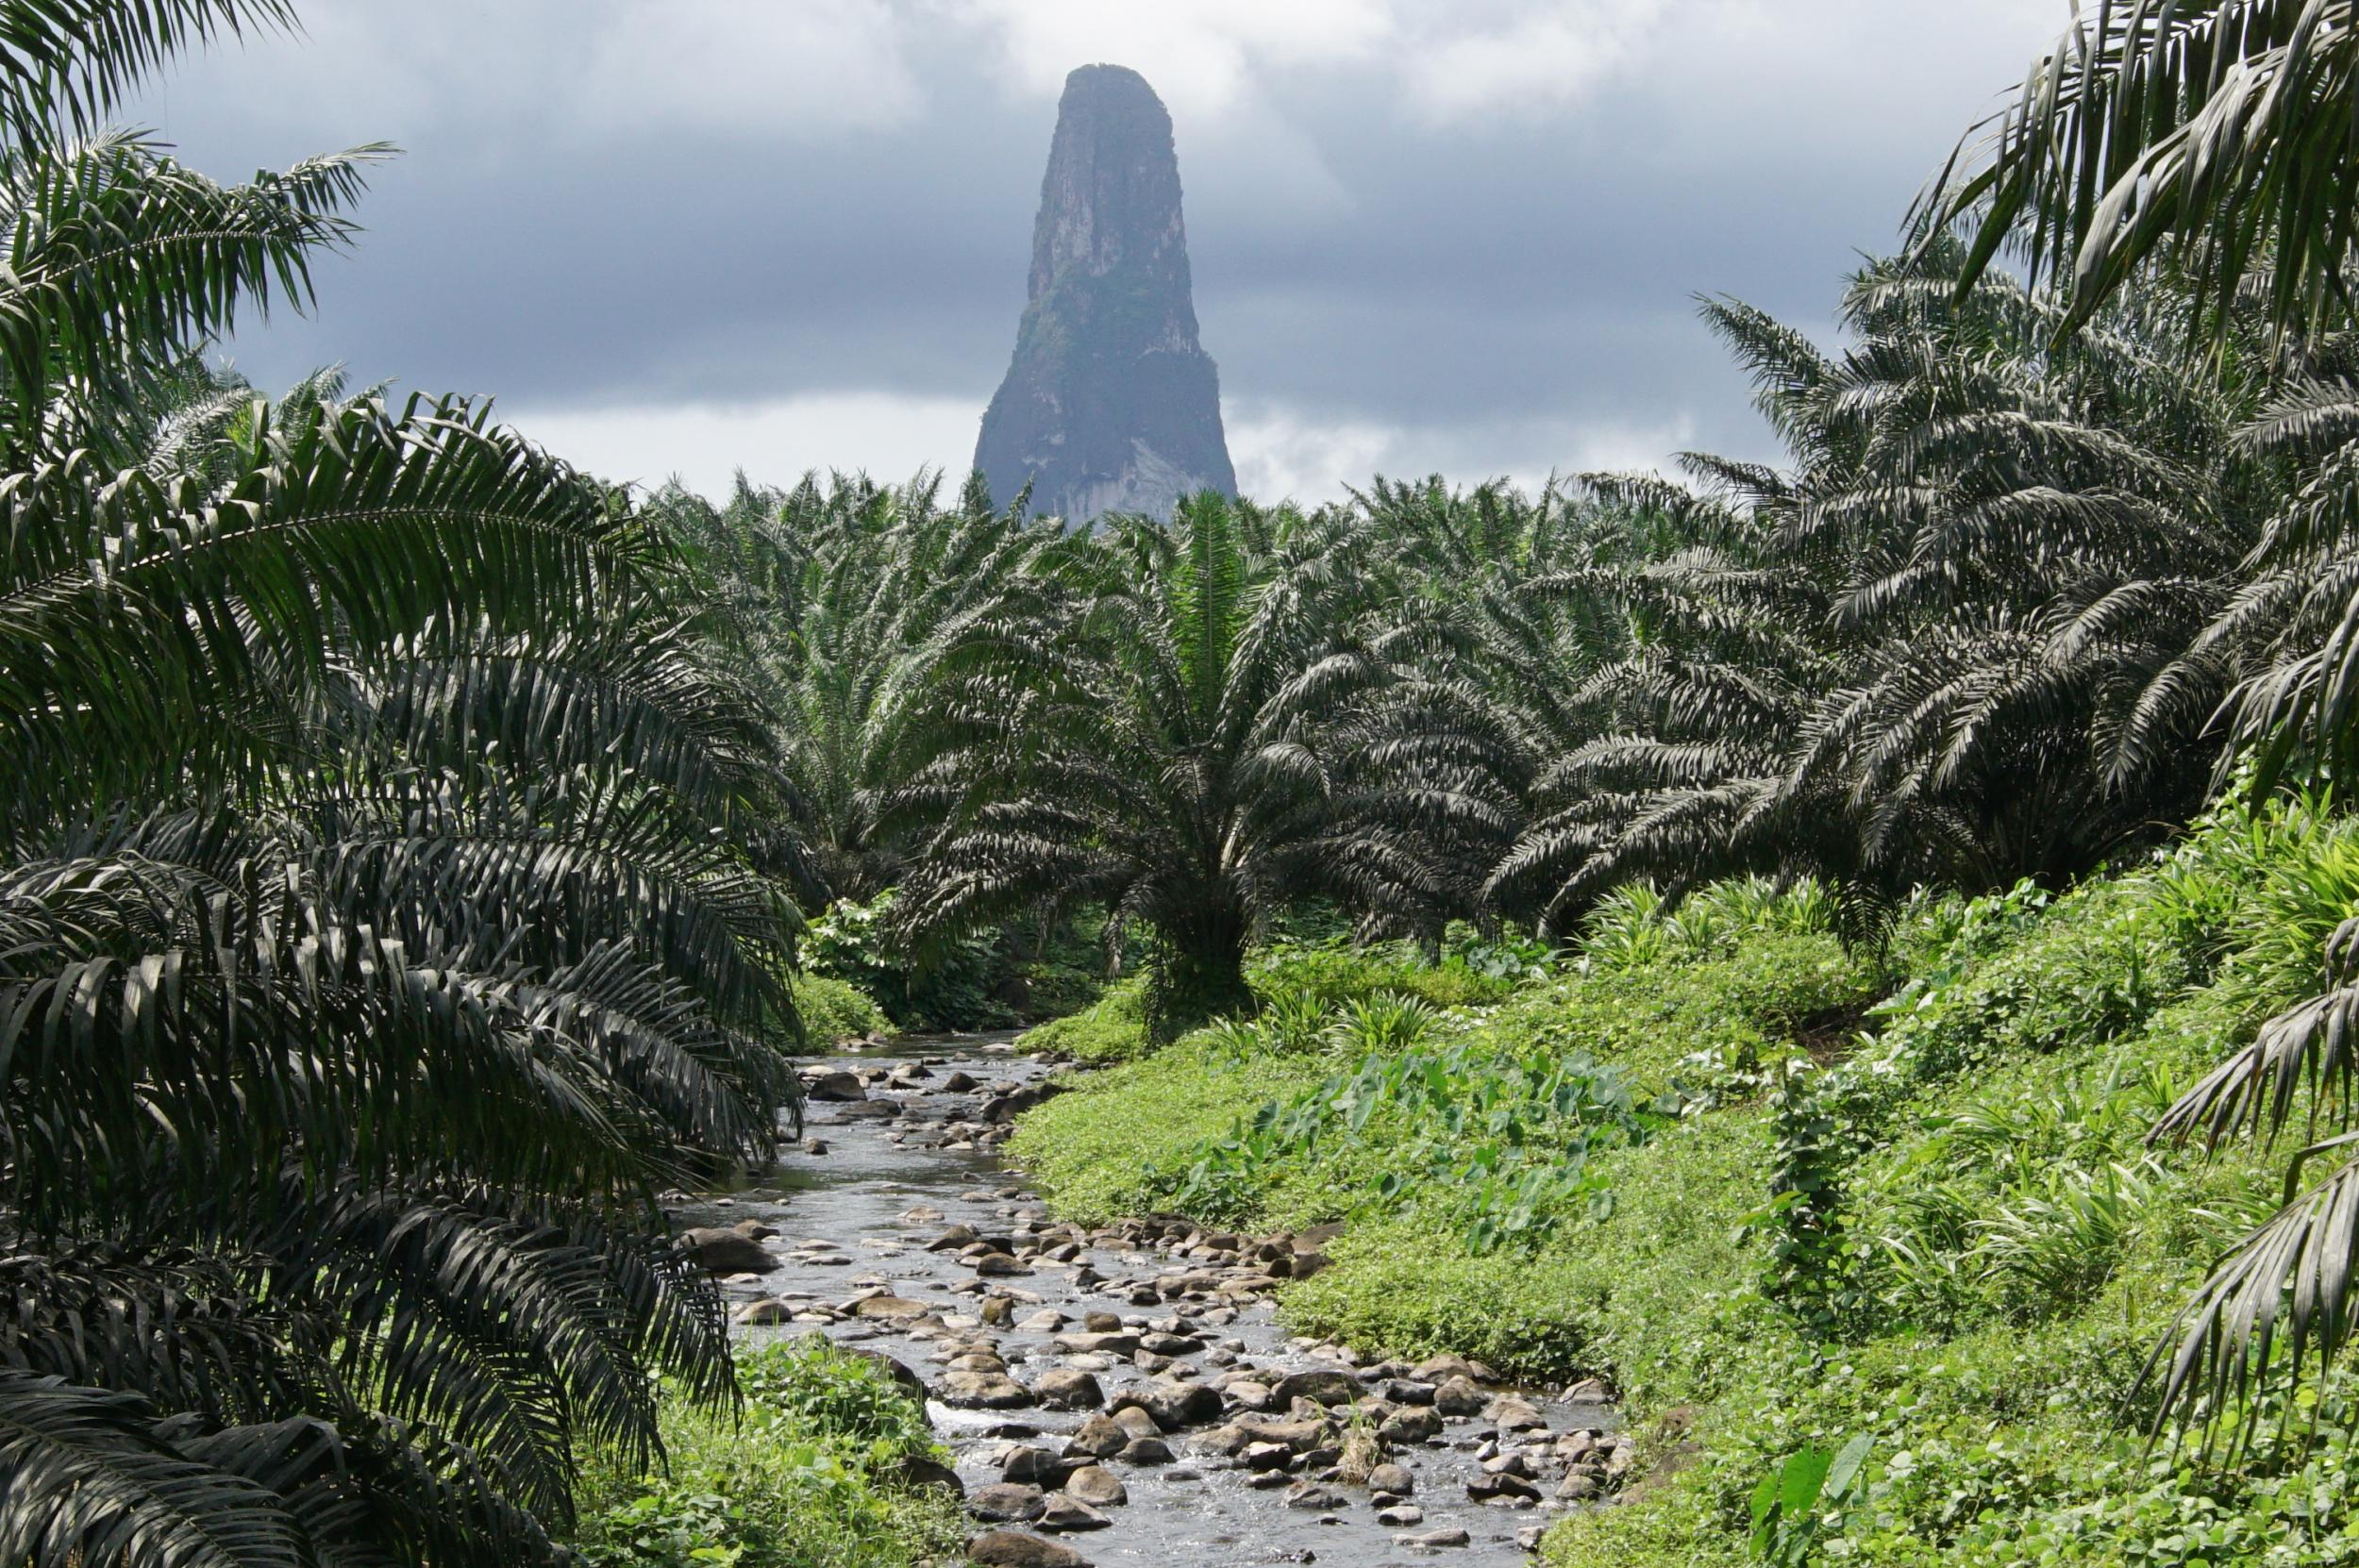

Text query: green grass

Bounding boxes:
[1009,808,2359,1564]
[571,1338,964,1568]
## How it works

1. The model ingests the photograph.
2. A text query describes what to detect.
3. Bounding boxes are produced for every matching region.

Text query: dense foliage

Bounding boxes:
[0,7,809,1566]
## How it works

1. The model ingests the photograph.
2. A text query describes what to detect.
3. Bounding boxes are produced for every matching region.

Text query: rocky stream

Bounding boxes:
[666,1037,1628,1568]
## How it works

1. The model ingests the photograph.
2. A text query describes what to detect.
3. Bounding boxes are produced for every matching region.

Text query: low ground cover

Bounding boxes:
[1012,811,2359,1563]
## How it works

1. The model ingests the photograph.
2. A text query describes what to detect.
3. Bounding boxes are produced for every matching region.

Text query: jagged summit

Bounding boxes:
[975,64,1236,527]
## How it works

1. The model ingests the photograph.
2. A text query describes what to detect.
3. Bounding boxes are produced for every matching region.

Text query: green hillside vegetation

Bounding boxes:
[1015,797,2359,1562]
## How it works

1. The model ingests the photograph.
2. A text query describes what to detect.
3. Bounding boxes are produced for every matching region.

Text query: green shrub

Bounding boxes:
[1019,974,1150,1062]
[790,973,889,1047]
[572,1339,962,1568]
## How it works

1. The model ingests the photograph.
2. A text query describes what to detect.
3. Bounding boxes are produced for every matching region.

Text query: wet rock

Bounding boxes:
[1032,1367,1102,1410]
[1284,1481,1341,1510]
[1432,1376,1486,1417]
[1225,1379,1277,1412]
[1080,1310,1122,1333]
[732,1297,792,1325]
[1064,1414,1127,1459]
[927,1224,979,1251]
[938,1370,1035,1409]
[1036,1494,1111,1532]
[965,1527,1093,1568]
[1273,1369,1360,1408]
[976,1252,1030,1277]
[848,1294,930,1321]
[1380,1408,1443,1445]
[1112,1379,1222,1430]
[999,1446,1066,1486]
[1413,1353,1483,1384]
[1486,1394,1547,1431]
[1367,1461,1415,1495]
[1115,1436,1174,1465]
[677,1228,774,1275]
[967,1482,1047,1523]
[1382,1378,1436,1406]
[1242,1441,1293,1473]
[802,1070,865,1101]
[730,1218,779,1240]
[894,1453,964,1497]
[1466,1471,1542,1504]
[1064,1465,1127,1507]
[1376,1504,1425,1526]
[1399,1526,1470,1548]
[831,1098,901,1120]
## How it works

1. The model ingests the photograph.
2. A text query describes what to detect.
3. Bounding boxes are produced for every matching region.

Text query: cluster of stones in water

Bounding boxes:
[672,1058,1633,1563]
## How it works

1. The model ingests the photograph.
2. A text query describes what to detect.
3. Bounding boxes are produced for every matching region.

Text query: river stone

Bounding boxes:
[1064,1465,1127,1507]
[1271,1369,1359,1408]
[927,1224,979,1251]
[1367,1461,1416,1496]
[1108,1406,1161,1443]
[849,1294,930,1321]
[1557,1472,1601,1500]
[1032,1368,1103,1410]
[1064,1413,1127,1459]
[966,1482,1046,1522]
[817,1342,927,1401]
[1081,1310,1122,1332]
[1225,1379,1276,1412]
[1413,1353,1482,1383]
[1486,1394,1547,1431]
[732,1297,792,1325]
[976,1252,1029,1276]
[1432,1376,1485,1417]
[1036,1494,1111,1532]
[1399,1527,1470,1548]
[1113,1379,1221,1430]
[1284,1481,1341,1510]
[895,1453,964,1497]
[1376,1504,1424,1526]
[966,1530,1093,1568]
[938,1370,1034,1409]
[1115,1436,1174,1465]
[677,1228,773,1275]
[1467,1471,1541,1503]
[1381,1407,1442,1444]
[999,1446,1062,1486]
[802,1070,865,1101]
[831,1098,901,1120]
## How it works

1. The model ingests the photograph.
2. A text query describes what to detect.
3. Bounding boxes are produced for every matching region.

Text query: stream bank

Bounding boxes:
[670,1038,1626,1567]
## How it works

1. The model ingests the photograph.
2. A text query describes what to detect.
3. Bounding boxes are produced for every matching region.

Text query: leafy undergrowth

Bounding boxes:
[571,1338,964,1568]
[791,973,891,1046]
[1016,928,1543,1065]
[1012,809,2359,1564]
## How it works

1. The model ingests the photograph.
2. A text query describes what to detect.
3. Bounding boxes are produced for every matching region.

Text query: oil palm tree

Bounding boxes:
[1493,247,2266,938]
[895,492,1506,1037]
[0,7,805,1565]
[1926,0,2359,1441]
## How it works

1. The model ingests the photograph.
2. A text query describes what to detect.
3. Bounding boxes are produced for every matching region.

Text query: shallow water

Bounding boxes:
[671,1037,1616,1567]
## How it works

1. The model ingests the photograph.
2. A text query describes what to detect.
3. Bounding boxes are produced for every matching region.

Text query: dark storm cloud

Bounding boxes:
[121,1,2071,492]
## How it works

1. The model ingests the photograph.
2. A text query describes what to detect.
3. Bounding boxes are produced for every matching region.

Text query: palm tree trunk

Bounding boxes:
[1148,901,1254,1042]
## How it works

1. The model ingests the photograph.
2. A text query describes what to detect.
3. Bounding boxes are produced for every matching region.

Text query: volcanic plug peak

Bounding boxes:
[975,64,1237,527]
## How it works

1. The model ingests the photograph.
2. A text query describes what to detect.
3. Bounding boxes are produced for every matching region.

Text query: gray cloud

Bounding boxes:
[125,1,2073,496]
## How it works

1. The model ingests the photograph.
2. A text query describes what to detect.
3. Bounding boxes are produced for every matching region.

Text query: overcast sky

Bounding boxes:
[125,1,2064,503]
